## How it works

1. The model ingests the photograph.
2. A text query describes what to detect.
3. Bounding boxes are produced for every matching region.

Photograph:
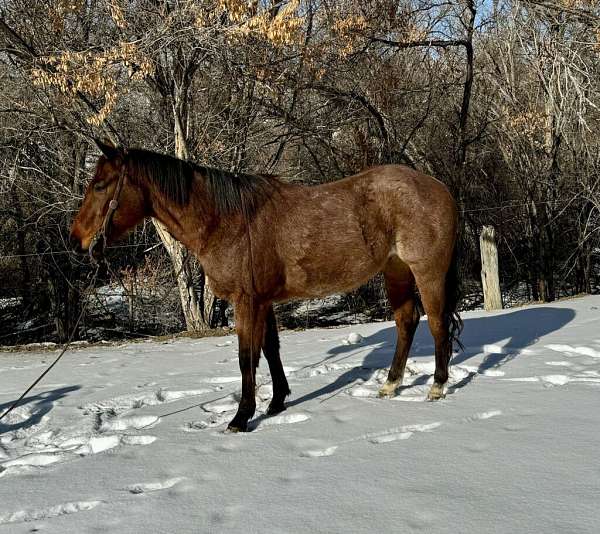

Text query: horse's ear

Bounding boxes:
[95,138,123,159]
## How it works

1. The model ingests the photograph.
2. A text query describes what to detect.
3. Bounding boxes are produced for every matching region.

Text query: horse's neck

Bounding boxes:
[147,188,218,254]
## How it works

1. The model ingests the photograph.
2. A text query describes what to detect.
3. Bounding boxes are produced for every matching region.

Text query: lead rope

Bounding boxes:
[0,265,101,423]
[0,159,129,424]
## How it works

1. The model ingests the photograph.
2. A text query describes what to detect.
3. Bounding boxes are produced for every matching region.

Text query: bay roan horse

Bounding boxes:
[70,140,462,432]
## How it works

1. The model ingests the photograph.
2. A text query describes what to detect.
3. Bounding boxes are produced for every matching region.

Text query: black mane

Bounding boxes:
[128,149,275,217]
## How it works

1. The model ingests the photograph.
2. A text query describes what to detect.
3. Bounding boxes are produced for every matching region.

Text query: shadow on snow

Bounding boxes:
[0,385,81,434]
[287,306,575,408]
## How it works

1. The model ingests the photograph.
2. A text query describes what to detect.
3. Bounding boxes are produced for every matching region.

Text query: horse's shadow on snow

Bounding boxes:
[0,385,81,435]
[287,306,575,408]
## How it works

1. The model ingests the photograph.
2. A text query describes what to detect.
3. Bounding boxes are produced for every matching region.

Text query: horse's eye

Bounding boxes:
[93,181,106,192]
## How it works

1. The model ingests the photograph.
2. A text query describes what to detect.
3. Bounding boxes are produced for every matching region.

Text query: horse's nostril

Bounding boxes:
[69,234,83,254]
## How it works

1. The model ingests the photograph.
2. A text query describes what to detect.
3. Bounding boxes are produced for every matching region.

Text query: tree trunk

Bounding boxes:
[152,219,205,331]
[151,96,217,332]
[480,226,503,311]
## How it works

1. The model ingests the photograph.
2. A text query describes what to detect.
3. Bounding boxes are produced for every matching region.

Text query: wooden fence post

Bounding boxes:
[480,225,503,311]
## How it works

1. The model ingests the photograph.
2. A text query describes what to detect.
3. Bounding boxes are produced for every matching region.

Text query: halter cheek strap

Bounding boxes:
[89,158,128,263]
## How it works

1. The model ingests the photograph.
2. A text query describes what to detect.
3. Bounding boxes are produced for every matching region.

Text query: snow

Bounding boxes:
[1,296,600,532]
[344,332,364,345]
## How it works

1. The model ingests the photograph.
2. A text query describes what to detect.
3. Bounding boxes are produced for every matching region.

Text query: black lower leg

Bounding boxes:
[263,306,290,415]
[228,345,258,432]
[433,317,451,386]
[228,300,265,432]
[433,339,451,385]
[386,299,420,384]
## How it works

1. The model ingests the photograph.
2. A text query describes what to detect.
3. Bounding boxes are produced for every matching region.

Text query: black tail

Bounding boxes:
[445,243,464,352]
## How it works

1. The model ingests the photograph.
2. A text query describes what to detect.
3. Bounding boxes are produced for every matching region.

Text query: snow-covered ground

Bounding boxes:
[1,296,600,533]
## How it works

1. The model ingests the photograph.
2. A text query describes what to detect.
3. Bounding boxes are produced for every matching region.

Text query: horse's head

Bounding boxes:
[69,140,147,255]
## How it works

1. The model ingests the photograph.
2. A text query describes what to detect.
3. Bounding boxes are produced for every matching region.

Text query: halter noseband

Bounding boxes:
[88,155,128,263]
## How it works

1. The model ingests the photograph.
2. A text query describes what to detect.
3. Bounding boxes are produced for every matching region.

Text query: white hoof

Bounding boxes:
[378,380,400,398]
[427,383,446,401]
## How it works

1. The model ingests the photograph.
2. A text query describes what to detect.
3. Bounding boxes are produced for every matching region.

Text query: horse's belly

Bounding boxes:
[281,255,383,300]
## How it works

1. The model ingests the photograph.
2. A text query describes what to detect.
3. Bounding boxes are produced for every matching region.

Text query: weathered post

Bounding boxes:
[480,225,503,311]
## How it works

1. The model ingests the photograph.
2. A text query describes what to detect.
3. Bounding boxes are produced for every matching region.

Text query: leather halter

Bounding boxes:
[88,155,128,263]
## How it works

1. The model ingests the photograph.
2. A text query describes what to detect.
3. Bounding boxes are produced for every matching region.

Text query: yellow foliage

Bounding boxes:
[31,42,154,126]
[332,15,368,36]
[107,0,127,29]
[332,15,368,57]
[561,0,599,7]
[48,0,85,32]
[218,0,304,46]
[218,0,248,23]
[507,110,545,134]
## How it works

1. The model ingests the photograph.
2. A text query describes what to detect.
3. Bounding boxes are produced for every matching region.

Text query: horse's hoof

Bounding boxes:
[378,380,400,398]
[225,425,246,433]
[266,401,286,416]
[226,420,248,433]
[427,383,446,401]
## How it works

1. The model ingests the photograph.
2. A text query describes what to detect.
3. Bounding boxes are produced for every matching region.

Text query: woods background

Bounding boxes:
[1,0,599,345]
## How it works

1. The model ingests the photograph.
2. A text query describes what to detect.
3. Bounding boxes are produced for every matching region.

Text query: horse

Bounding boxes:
[70,139,462,432]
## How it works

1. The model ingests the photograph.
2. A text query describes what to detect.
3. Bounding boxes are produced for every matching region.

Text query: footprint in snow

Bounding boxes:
[333,413,354,423]
[121,435,156,446]
[100,415,160,432]
[297,421,442,456]
[184,412,231,431]
[1,451,64,469]
[369,432,413,444]
[82,388,212,417]
[0,431,151,477]
[72,435,120,455]
[364,422,442,445]
[546,344,600,358]
[203,396,239,415]
[347,385,378,398]
[204,376,240,384]
[455,364,505,377]
[463,441,491,453]
[217,357,238,364]
[0,501,102,525]
[462,410,502,423]
[125,477,186,494]
[300,446,338,458]
[503,423,527,432]
[0,405,49,441]
[541,375,571,386]
[255,413,310,429]
[503,374,600,387]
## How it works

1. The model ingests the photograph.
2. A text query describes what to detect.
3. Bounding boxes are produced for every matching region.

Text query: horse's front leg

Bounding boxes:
[227,298,269,432]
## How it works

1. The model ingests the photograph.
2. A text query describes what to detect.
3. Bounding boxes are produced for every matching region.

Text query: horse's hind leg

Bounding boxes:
[379,257,421,398]
[263,305,291,415]
[411,267,452,400]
